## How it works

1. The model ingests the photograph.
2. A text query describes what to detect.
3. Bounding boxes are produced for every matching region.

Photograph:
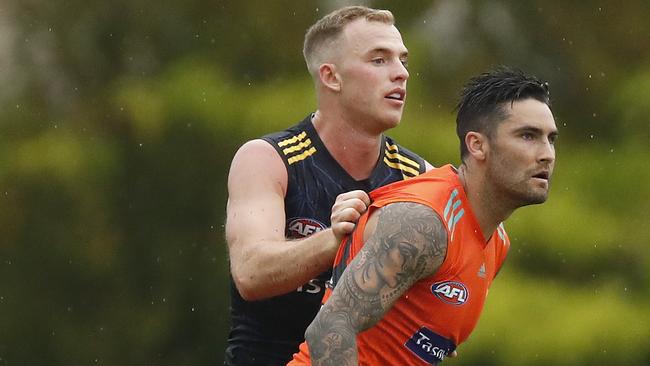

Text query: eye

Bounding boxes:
[548,134,558,145]
[398,242,416,261]
[372,58,385,65]
[400,59,409,68]
[521,132,534,140]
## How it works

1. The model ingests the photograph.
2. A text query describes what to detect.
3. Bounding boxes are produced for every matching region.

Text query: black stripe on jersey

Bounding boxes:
[383,157,418,177]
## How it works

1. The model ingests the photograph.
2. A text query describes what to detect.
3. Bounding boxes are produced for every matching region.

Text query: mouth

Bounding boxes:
[385,88,406,102]
[532,171,550,180]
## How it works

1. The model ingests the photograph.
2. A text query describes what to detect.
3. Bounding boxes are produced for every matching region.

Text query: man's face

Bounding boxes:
[335,19,409,133]
[486,98,558,206]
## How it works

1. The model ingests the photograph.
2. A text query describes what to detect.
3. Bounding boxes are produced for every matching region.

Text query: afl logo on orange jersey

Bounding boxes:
[431,281,469,306]
[287,218,326,238]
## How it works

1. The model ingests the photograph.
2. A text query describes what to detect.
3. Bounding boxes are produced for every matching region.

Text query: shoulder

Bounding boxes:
[368,201,448,252]
[370,166,460,216]
[259,116,317,166]
[361,201,448,278]
[231,139,280,164]
[228,139,287,194]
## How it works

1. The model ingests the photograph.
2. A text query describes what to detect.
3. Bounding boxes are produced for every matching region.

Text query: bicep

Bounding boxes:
[225,140,287,257]
[324,202,448,331]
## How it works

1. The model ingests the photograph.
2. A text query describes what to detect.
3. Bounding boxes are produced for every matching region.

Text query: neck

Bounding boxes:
[457,163,514,241]
[312,110,383,181]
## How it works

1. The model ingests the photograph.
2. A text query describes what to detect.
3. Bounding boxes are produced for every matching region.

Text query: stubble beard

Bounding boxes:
[487,160,551,210]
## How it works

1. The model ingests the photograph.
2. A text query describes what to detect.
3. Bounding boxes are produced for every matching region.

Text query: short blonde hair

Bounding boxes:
[303,6,394,77]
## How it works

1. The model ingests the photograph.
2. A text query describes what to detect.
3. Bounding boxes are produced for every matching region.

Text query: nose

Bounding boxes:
[538,137,555,165]
[392,60,409,82]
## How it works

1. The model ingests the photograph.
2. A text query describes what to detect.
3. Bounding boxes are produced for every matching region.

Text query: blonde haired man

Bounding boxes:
[225,6,431,365]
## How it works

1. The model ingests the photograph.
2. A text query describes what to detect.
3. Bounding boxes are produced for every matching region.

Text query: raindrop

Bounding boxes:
[191,307,195,312]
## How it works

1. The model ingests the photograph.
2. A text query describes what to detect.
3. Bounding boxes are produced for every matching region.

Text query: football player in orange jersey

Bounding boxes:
[289,67,558,365]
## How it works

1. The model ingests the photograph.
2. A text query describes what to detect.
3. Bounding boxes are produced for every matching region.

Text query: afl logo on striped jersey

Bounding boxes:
[287,218,326,238]
[431,281,469,306]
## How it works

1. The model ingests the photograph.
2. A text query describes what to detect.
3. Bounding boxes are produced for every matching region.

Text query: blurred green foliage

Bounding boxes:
[0,1,648,365]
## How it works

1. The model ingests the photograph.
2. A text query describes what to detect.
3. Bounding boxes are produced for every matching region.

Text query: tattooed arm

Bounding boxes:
[304,202,448,366]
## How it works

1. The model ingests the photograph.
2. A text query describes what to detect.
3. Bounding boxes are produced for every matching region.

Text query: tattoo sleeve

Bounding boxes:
[305,202,448,365]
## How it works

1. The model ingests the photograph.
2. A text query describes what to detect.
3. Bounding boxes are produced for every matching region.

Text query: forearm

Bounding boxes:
[304,202,449,364]
[230,228,339,300]
[305,306,359,366]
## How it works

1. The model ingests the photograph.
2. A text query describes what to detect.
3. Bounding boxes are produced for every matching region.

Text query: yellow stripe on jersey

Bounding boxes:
[288,147,317,165]
[383,157,420,177]
[278,131,307,147]
[385,142,421,171]
[384,150,421,171]
[282,139,312,155]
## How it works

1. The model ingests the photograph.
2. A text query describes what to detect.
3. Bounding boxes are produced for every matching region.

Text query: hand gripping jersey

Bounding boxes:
[289,165,510,365]
[224,114,427,366]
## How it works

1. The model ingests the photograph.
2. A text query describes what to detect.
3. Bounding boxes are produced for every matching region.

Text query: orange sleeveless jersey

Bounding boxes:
[288,165,510,365]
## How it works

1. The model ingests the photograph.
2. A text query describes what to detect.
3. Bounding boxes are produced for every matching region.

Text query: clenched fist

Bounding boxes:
[330,190,371,243]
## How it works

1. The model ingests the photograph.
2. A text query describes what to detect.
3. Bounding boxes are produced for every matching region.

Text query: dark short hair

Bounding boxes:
[455,66,551,161]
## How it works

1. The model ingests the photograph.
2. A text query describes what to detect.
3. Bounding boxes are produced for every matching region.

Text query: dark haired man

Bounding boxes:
[289,67,558,365]
[224,6,432,365]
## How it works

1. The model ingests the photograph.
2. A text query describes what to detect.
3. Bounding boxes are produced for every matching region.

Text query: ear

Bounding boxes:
[465,131,488,161]
[318,63,341,92]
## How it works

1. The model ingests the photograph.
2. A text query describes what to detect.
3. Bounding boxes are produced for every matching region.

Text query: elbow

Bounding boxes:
[232,269,264,301]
